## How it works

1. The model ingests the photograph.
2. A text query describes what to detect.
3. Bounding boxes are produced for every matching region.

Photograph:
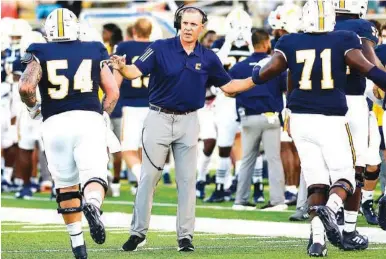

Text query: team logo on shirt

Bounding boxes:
[195,63,201,70]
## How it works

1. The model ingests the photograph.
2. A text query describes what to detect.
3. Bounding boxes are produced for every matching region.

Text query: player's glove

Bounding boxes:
[225,28,241,45]
[26,102,42,120]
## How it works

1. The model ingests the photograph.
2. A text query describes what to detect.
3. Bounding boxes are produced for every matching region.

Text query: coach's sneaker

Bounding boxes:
[72,243,87,259]
[289,206,309,221]
[83,203,105,244]
[111,183,121,198]
[253,182,265,203]
[378,195,386,230]
[316,206,342,248]
[178,238,194,252]
[261,202,288,211]
[122,235,146,251]
[196,181,206,199]
[308,242,327,257]
[15,185,33,199]
[162,172,172,185]
[361,200,378,225]
[232,202,256,211]
[341,230,368,251]
[130,183,138,196]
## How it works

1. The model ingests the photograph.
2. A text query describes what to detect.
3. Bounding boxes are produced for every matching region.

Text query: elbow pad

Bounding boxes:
[252,65,265,85]
[366,66,386,92]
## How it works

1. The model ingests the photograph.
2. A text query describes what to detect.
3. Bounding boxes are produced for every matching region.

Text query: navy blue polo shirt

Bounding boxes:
[134,36,231,112]
[230,53,286,116]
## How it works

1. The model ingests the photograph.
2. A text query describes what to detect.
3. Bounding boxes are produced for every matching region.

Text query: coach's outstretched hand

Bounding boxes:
[110,54,127,70]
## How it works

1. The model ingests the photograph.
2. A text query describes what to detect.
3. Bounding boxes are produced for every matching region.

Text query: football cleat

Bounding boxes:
[341,230,368,251]
[284,191,297,206]
[378,195,386,230]
[162,172,172,185]
[15,185,33,199]
[72,243,87,259]
[122,235,146,251]
[316,206,342,248]
[375,193,384,204]
[83,203,105,244]
[361,200,378,225]
[336,207,344,226]
[253,182,265,203]
[308,242,328,257]
[196,181,206,199]
[178,238,194,252]
[289,206,309,221]
[204,189,225,203]
[229,178,238,194]
[260,202,288,211]
[224,189,234,202]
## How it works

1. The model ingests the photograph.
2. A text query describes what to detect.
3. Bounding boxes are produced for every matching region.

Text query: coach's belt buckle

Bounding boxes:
[263,112,278,124]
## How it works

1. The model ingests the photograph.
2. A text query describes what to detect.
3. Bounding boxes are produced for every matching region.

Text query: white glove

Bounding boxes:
[26,102,42,120]
[225,28,241,45]
[256,57,271,68]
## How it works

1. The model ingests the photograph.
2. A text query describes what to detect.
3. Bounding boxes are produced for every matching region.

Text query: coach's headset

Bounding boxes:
[174,5,208,33]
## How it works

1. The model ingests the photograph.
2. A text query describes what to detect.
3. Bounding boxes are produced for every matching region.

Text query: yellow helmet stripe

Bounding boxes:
[57,8,64,37]
[318,0,325,31]
[339,0,345,8]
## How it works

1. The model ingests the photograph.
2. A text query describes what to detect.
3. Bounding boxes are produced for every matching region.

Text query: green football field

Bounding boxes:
[2,173,386,258]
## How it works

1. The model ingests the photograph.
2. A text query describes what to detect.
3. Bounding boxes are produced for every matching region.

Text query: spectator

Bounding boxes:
[102,23,120,54]
[381,23,386,44]
[126,24,134,41]
[200,30,217,48]
[110,27,123,53]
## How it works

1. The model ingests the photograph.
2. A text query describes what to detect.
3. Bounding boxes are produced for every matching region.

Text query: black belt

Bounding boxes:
[149,104,195,115]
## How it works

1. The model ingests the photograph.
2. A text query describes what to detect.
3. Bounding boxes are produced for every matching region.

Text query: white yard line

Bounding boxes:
[2,207,386,244]
[1,195,296,213]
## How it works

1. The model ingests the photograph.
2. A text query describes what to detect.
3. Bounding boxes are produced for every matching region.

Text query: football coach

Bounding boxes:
[110,5,256,252]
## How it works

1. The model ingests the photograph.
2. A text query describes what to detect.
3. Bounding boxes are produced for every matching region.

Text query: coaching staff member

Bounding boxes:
[110,5,255,252]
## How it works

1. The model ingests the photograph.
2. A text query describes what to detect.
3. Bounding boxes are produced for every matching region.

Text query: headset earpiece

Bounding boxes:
[174,5,208,31]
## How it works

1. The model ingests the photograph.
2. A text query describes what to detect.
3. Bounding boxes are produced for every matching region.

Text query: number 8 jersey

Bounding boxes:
[24,40,109,121]
[275,31,362,116]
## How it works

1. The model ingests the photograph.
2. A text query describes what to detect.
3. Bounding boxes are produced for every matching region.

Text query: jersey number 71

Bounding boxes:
[296,49,334,90]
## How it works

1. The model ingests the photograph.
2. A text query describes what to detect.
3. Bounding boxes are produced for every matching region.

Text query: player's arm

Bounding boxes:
[110,55,142,80]
[113,69,124,88]
[251,51,288,84]
[346,49,386,91]
[18,60,42,108]
[100,64,120,115]
[362,39,385,70]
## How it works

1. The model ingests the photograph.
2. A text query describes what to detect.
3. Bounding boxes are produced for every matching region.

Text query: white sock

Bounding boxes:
[344,210,358,233]
[362,190,374,203]
[84,190,103,209]
[216,157,231,184]
[224,166,233,190]
[14,178,23,186]
[1,157,4,170]
[162,163,170,175]
[3,167,13,183]
[30,177,39,185]
[252,156,263,184]
[285,185,298,195]
[235,160,242,177]
[66,221,84,248]
[326,193,343,214]
[197,152,211,182]
[131,164,141,183]
[311,216,325,245]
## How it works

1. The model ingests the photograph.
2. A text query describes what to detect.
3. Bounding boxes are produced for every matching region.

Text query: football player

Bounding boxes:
[333,0,383,240]
[113,18,153,195]
[203,8,254,203]
[252,0,386,255]
[19,8,119,258]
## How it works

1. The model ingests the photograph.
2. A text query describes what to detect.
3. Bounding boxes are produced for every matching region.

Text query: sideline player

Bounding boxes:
[19,8,119,258]
[252,0,386,255]
[333,0,383,240]
[113,18,153,195]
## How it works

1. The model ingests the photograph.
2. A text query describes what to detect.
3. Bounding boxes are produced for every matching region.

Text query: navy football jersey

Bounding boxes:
[115,41,152,107]
[375,44,386,66]
[211,37,251,71]
[4,48,21,76]
[1,52,6,82]
[275,31,362,116]
[334,17,378,95]
[26,40,109,121]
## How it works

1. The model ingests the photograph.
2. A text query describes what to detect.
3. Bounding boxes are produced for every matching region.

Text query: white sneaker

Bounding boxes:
[131,185,137,195]
[111,183,121,197]
[232,202,256,211]
[261,203,288,211]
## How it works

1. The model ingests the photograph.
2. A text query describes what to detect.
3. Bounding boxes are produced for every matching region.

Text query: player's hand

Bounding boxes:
[26,102,42,120]
[110,55,126,71]
[225,28,240,45]
[373,85,384,99]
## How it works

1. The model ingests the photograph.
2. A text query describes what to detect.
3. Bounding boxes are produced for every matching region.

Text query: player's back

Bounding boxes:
[115,41,152,107]
[211,37,250,71]
[334,17,378,95]
[275,30,361,116]
[27,40,109,120]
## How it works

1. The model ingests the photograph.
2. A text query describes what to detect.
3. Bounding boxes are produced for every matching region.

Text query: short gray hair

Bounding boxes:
[181,7,204,24]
